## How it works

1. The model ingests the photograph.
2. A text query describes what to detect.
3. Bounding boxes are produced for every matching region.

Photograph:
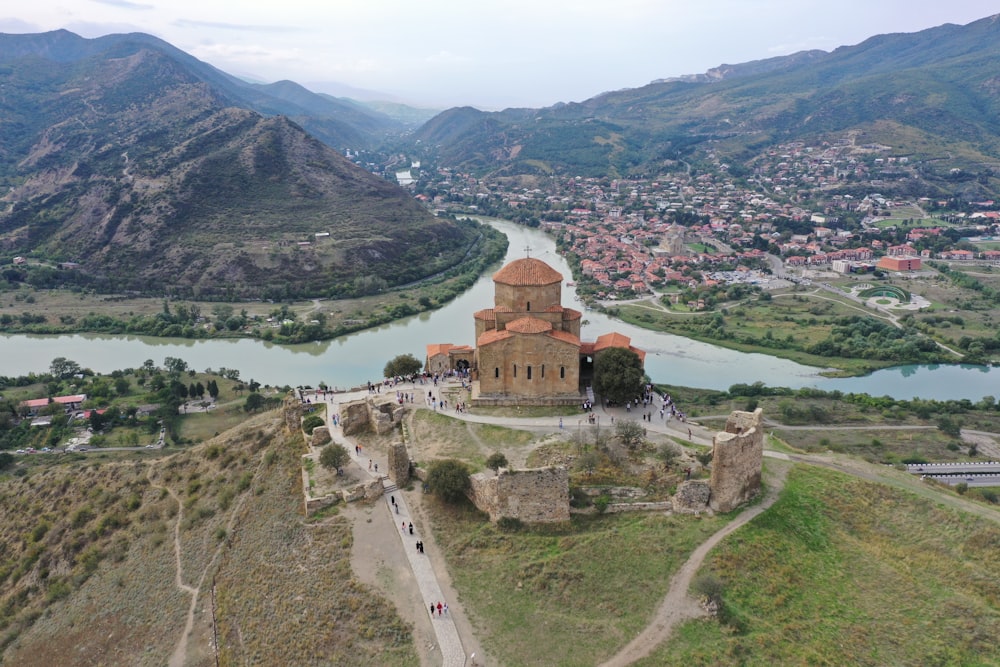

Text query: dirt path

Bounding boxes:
[599,461,790,667]
[146,452,265,667]
[144,471,200,667]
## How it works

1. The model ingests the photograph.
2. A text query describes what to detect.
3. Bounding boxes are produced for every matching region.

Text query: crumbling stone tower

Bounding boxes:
[709,408,764,512]
[387,442,410,486]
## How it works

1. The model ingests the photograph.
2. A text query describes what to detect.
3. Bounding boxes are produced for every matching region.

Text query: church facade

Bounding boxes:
[427,256,644,405]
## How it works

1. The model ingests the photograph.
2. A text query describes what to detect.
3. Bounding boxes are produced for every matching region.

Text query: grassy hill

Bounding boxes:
[0,32,478,300]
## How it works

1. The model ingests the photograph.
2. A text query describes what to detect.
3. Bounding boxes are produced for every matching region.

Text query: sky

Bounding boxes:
[2,1,998,110]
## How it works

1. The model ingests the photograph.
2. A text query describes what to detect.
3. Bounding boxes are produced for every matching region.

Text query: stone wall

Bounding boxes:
[341,396,404,436]
[283,395,308,433]
[672,480,712,514]
[308,426,331,448]
[468,466,570,523]
[387,442,410,486]
[709,408,764,513]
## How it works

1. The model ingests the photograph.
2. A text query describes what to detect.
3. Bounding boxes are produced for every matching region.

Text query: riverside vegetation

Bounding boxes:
[0,219,507,344]
[610,263,1000,375]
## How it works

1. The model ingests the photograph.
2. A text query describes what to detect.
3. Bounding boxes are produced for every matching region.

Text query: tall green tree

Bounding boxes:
[593,347,645,404]
[319,444,350,474]
[384,353,423,378]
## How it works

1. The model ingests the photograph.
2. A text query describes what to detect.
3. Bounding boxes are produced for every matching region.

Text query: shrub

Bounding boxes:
[692,572,724,604]
[594,495,610,514]
[302,415,324,433]
[426,459,471,503]
[486,452,509,472]
[496,517,523,533]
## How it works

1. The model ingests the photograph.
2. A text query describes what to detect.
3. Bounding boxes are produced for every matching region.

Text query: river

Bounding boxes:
[1,219,997,401]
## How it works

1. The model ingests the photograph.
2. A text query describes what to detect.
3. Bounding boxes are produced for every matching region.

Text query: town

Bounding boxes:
[372,133,1000,305]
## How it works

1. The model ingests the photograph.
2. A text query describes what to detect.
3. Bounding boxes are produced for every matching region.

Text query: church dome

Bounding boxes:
[492,257,563,286]
[506,317,553,334]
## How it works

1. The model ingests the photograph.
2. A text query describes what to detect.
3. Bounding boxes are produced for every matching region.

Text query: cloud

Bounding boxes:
[0,18,44,32]
[63,20,151,38]
[90,0,154,9]
[173,18,298,33]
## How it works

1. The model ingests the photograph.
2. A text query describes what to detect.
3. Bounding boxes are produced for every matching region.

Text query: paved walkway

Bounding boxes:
[313,386,468,667]
[303,379,719,666]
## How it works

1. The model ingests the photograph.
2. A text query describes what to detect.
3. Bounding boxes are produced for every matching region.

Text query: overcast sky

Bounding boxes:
[2,1,997,110]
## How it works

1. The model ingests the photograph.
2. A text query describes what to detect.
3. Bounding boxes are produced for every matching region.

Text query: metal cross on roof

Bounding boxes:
[523,244,532,257]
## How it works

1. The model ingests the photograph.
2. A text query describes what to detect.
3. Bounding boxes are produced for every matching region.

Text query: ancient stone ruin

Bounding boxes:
[672,480,712,514]
[308,426,331,448]
[709,408,764,512]
[282,395,308,433]
[468,466,570,523]
[340,396,404,436]
[387,442,410,486]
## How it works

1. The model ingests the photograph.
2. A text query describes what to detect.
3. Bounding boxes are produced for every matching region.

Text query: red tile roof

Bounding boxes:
[506,317,553,334]
[478,329,512,346]
[492,258,563,286]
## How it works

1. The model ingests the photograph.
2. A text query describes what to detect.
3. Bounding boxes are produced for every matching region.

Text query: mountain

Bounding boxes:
[407,14,1000,192]
[0,30,479,299]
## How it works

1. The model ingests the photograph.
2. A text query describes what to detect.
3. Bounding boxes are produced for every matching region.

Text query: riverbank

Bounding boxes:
[0,223,507,345]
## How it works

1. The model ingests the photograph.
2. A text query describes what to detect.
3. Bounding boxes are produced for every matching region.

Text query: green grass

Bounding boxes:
[427,498,727,666]
[642,465,1000,666]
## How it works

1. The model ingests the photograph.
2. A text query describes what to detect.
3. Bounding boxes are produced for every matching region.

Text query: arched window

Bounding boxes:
[541,364,545,378]
[560,366,565,379]
[494,367,499,379]
[526,301,531,311]
[527,365,532,380]
[513,364,517,378]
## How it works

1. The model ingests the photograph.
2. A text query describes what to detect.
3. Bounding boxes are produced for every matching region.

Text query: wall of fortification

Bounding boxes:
[341,397,404,436]
[709,408,764,513]
[469,466,570,523]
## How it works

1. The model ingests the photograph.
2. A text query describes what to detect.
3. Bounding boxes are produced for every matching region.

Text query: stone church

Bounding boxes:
[427,256,644,405]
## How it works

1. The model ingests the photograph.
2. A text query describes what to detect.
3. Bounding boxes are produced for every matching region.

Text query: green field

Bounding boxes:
[647,465,1000,666]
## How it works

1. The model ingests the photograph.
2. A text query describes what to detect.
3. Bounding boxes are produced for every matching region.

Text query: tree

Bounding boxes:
[593,347,645,405]
[384,353,423,379]
[163,356,188,376]
[657,442,680,469]
[244,393,265,412]
[207,380,220,400]
[486,452,509,473]
[319,444,350,474]
[426,459,471,503]
[50,357,81,379]
[615,419,645,451]
[575,450,600,476]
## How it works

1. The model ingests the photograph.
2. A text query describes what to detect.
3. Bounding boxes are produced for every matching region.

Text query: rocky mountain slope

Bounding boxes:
[406,14,1000,192]
[0,31,475,299]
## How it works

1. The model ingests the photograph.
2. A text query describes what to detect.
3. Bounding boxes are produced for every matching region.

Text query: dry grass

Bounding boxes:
[1,410,416,666]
